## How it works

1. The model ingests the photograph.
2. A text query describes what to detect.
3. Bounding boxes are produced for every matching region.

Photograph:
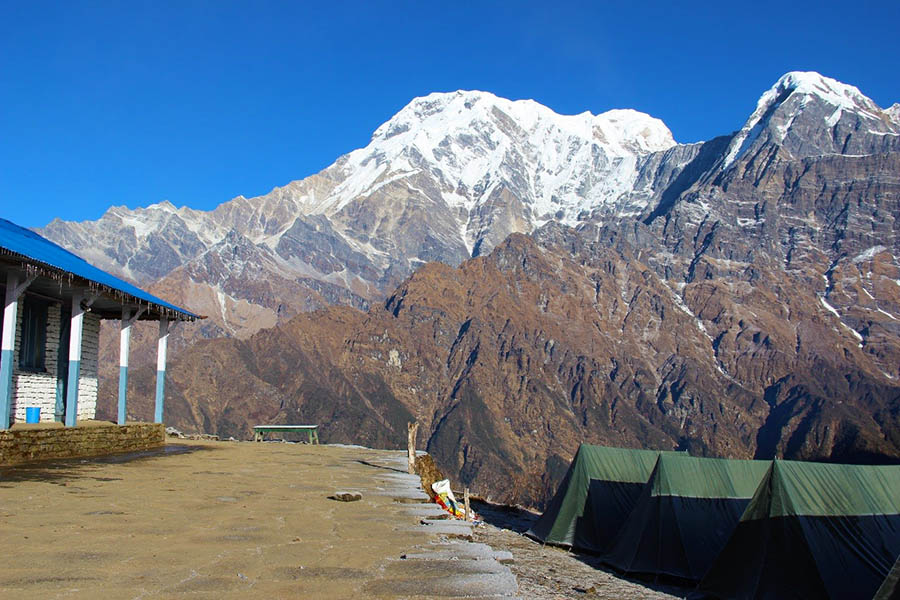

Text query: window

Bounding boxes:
[19,298,47,371]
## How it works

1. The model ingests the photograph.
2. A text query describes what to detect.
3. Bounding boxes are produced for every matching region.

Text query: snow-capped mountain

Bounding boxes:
[39,72,899,344]
[36,72,900,503]
[129,73,900,508]
[40,90,686,338]
[322,91,675,239]
[721,72,900,169]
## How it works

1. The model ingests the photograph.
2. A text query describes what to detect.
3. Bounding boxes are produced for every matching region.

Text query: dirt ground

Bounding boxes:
[0,439,688,599]
[0,439,509,599]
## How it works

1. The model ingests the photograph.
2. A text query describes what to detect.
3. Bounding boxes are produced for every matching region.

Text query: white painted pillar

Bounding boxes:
[65,292,84,427]
[1,273,20,429]
[118,308,132,425]
[118,306,146,425]
[1,272,34,429]
[154,316,169,424]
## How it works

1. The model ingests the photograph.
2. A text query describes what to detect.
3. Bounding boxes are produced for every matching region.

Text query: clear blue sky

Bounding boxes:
[2,1,898,228]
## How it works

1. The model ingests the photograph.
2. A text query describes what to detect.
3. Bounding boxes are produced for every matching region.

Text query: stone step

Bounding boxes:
[401,542,514,564]
[397,519,474,539]
[399,504,451,519]
[384,556,509,578]
[364,569,518,598]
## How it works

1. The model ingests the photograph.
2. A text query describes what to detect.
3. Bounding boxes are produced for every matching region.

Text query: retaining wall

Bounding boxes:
[0,422,165,466]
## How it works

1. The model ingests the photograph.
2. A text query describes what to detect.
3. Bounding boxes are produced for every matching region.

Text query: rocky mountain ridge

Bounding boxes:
[37,72,900,506]
[41,74,899,346]
[116,225,900,508]
[40,90,689,339]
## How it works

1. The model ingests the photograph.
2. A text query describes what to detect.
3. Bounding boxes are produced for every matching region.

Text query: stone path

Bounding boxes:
[360,452,518,599]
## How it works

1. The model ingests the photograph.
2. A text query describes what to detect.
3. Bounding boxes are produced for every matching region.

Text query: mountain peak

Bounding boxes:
[373,90,675,152]
[721,72,898,168]
[304,90,682,248]
[378,90,496,130]
[154,199,178,211]
[773,71,880,114]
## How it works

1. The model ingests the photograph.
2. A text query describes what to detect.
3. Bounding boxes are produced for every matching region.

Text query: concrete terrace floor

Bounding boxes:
[0,439,516,599]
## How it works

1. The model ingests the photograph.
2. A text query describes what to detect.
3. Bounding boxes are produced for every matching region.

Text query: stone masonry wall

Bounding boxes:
[11,302,61,423]
[10,302,101,423]
[0,423,165,466]
[77,312,100,420]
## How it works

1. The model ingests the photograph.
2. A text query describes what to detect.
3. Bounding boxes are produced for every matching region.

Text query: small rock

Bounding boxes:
[573,586,600,596]
[329,492,362,502]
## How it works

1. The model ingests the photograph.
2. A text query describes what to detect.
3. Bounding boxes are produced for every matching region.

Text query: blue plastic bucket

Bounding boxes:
[25,407,41,423]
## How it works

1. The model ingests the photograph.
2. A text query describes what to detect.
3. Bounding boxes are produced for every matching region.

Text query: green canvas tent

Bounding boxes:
[872,554,899,600]
[602,453,770,582]
[697,460,900,600]
[526,444,664,551]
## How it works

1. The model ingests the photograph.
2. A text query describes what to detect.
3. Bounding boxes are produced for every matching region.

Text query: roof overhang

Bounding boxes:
[0,252,203,322]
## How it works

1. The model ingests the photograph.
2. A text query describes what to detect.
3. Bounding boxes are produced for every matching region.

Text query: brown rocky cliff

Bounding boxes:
[109,229,896,509]
[91,75,900,508]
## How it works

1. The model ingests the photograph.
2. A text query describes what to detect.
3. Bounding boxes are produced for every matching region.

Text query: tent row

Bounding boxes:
[526,444,900,600]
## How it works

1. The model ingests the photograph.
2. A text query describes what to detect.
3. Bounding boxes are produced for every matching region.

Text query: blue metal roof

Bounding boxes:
[0,218,199,320]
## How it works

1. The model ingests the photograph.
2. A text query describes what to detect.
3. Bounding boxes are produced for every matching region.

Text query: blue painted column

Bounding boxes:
[1,272,22,430]
[118,308,132,425]
[117,306,146,425]
[65,292,84,427]
[154,316,169,424]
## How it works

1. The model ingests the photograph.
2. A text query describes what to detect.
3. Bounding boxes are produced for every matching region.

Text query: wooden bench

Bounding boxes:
[253,425,319,444]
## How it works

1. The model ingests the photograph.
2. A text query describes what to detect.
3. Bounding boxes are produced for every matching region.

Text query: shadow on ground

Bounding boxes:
[0,444,212,486]
[472,499,694,598]
[471,498,536,533]
[355,459,408,474]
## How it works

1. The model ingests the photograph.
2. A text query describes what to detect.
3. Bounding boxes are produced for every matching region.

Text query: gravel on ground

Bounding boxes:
[471,500,689,600]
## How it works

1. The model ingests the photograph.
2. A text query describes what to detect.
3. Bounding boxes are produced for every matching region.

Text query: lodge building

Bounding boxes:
[0,217,199,430]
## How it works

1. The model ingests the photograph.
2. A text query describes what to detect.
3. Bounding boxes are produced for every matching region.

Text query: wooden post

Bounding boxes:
[464,487,471,522]
[407,421,419,474]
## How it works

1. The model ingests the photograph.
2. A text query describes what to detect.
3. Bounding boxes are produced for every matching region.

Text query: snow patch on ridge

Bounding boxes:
[821,297,865,347]
[820,296,842,318]
[670,289,713,342]
[215,289,236,335]
[877,308,898,321]
[852,245,888,263]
